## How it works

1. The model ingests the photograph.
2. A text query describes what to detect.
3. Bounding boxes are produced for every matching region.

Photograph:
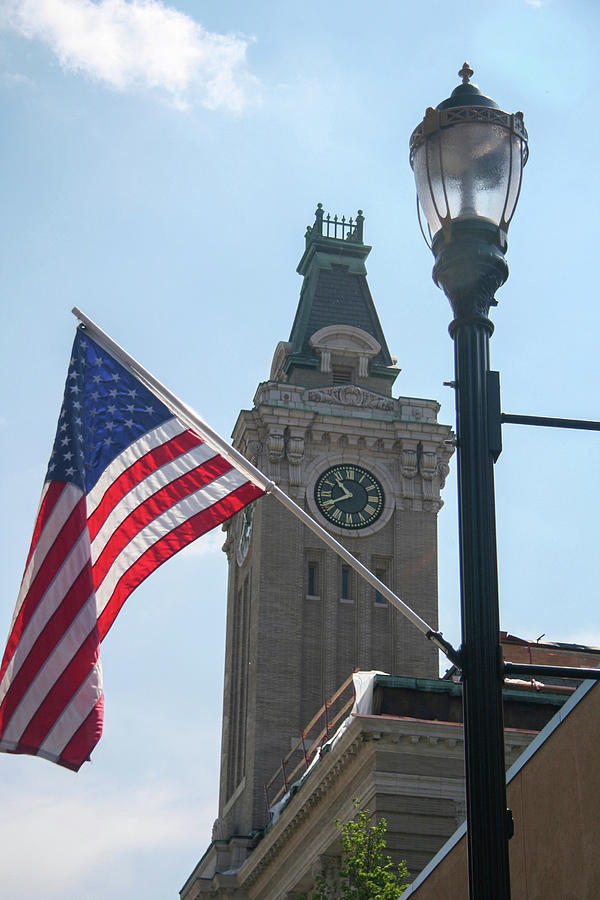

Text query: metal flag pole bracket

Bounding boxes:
[71,308,460,667]
[501,412,600,431]
[427,630,462,668]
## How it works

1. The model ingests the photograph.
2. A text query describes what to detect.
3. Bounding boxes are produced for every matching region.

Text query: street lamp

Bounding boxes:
[410,65,529,900]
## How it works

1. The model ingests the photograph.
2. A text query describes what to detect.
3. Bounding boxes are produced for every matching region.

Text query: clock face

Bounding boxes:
[314,464,385,530]
[237,502,254,563]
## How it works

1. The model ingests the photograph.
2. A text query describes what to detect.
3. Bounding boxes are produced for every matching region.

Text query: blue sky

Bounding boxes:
[0,1,598,897]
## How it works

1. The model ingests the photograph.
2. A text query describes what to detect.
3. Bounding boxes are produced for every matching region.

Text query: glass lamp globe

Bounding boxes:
[409,63,528,245]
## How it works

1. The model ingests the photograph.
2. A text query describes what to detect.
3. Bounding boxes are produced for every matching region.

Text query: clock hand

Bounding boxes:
[321,486,353,508]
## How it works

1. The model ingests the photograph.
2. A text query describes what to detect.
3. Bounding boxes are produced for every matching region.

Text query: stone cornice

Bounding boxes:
[252,382,446,428]
[233,714,474,891]
[181,710,538,898]
[229,389,454,507]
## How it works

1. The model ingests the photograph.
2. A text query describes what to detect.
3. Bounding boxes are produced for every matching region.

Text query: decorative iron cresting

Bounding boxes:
[305,202,364,245]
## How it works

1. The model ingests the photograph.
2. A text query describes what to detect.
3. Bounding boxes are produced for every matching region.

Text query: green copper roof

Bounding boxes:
[287,205,394,372]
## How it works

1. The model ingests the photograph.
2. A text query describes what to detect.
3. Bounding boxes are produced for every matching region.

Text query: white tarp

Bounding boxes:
[269,671,386,824]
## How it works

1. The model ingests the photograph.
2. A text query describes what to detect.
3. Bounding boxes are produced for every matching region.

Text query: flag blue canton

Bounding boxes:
[46,329,173,493]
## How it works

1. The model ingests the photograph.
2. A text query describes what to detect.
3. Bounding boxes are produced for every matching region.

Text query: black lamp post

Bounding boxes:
[410,64,528,900]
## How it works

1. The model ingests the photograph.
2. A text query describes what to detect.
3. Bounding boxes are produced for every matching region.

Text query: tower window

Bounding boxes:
[374,568,387,605]
[372,558,391,606]
[226,575,250,798]
[341,565,351,601]
[332,366,353,385]
[306,553,323,598]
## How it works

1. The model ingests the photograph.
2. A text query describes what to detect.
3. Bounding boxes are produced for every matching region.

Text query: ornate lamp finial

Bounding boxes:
[458,62,474,84]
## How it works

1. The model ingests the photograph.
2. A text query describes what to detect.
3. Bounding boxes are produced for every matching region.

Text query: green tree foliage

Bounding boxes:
[311,801,409,899]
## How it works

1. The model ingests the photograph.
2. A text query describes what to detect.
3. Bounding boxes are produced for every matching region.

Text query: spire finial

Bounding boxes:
[458,61,474,84]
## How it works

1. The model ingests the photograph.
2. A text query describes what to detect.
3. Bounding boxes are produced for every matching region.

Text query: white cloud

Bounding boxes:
[180,526,224,559]
[0,776,212,896]
[1,71,35,88]
[1,0,260,111]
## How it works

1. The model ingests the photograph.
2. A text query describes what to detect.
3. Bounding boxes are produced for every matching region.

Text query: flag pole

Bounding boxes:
[72,308,459,666]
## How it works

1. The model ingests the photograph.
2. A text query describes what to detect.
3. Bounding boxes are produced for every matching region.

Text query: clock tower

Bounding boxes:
[217,205,453,849]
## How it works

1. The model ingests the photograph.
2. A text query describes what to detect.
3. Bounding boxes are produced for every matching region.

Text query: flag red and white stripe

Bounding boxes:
[0,330,264,770]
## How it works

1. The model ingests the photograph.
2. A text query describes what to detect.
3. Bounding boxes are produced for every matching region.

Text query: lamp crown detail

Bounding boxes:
[458,62,474,84]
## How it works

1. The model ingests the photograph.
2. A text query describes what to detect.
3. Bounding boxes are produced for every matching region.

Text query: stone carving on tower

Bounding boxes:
[213,204,454,862]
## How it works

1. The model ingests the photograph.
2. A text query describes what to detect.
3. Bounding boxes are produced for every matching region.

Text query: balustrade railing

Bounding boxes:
[264,672,356,818]
[305,203,364,245]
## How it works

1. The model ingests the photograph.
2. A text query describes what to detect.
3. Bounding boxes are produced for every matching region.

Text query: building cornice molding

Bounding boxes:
[251,382,445,427]
[230,399,454,509]
[180,710,540,899]
[235,714,475,891]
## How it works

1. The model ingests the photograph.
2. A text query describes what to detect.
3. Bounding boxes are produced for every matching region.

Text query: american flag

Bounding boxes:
[0,329,264,770]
